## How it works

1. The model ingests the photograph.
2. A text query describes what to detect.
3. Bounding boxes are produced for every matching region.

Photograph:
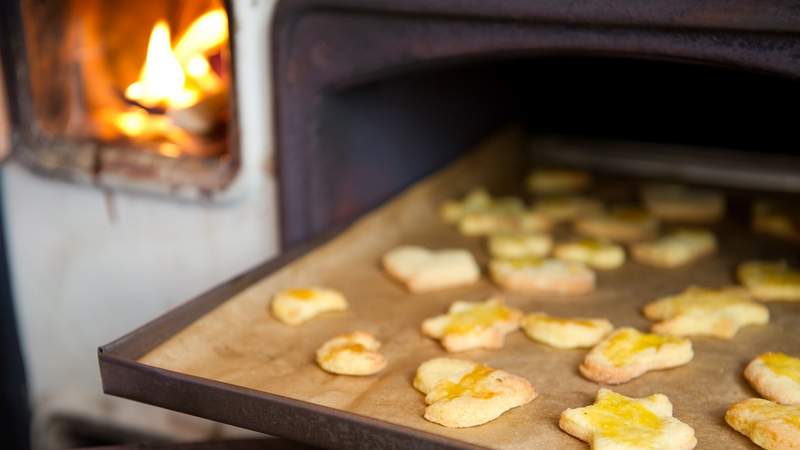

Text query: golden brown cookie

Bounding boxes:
[642,183,725,223]
[753,200,800,243]
[745,352,800,405]
[382,245,480,293]
[521,313,613,349]
[459,209,551,236]
[421,297,522,352]
[532,195,603,222]
[270,287,348,325]
[527,168,591,194]
[575,207,659,242]
[315,331,387,376]
[560,388,697,450]
[580,327,693,384]
[726,398,800,450]
[490,256,595,295]
[738,260,800,302]
[488,232,553,259]
[414,357,537,428]
[554,237,626,270]
[631,228,717,268]
[440,187,494,224]
[643,286,768,339]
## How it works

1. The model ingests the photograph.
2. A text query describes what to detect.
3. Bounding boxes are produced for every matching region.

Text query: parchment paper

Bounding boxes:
[141,130,799,449]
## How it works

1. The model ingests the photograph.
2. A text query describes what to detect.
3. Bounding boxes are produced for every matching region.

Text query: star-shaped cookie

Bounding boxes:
[726,398,800,450]
[643,286,769,339]
[580,327,693,384]
[745,352,800,405]
[560,388,697,450]
[414,357,537,428]
[421,297,522,352]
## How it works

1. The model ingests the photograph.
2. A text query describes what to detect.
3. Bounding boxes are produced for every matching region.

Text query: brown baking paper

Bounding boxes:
[141,130,800,449]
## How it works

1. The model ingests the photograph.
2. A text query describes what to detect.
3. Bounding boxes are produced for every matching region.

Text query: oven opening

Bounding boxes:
[314,56,798,235]
[17,0,236,193]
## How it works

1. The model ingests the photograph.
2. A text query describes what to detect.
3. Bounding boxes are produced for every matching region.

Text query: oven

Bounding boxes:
[2,0,800,448]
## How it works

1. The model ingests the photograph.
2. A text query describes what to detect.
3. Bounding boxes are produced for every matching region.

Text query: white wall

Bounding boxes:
[3,0,280,440]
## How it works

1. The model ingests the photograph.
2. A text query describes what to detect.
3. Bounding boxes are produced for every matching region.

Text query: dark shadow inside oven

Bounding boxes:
[314,56,798,237]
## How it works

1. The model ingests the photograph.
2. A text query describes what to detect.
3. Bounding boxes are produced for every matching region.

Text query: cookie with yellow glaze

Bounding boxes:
[632,228,717,268]
[753,200,800,243]
[575,207,659,242]
[642,183,725,223]
[270,287,348,325]
[315,331,386,376]
[560,388,697,450]
[643,286,768,339]
[490,256,595,295]
[382,245,480,293]
[532,195,603,222]
[413,357,537,428]
[745,352,800,405]
[554,237,626,270]
[488,232,553,259]
[726,398,800,450]
[521,312,613,349]
[439,187,494,224]
[526,168,591,194]
[580,327,693,384]
[421,297,522,352]
[738,260,800,302]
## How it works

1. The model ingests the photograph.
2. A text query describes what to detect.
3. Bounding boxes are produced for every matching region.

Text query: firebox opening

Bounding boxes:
[17,0,236,196]
[316,56,798,235]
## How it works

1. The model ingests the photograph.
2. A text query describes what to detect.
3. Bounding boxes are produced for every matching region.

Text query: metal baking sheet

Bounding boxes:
[100,130,800,449]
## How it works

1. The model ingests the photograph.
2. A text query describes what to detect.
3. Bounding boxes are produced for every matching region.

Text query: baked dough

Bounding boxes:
[440,187,494,224]
[726,398,800,450]
[753,200,800,243]
[580,327,693,384]
[459,209,550,236]
[490,256,595,295]
[413,357,537,428]
[643,286,768,338]
[642,183,725,223]
[632,228,717,268]
[738,260,800,302]
[315,331,387,376]
[575,207,659,242]
[382,246,480,293]
[488,232,553,259]
[560,388,697,450]
[270,287,348,325]
[526,168,591,194]
[521,312,613,349]
[421,297,522,352]
[745,352,800,405]
[554,237,625,270]
[532,195,603,222]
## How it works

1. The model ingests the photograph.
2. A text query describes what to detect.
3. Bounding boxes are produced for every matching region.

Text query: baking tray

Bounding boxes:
[100,130,800,449]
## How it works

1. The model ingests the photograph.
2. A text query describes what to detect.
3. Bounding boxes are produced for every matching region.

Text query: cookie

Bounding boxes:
[490,256,595,295]
[560,388,697,450]
[413,357,537,428]
[643,286,768,339]
[315,331,387,376]
[440,187,494,224]
[580,327,693,384]
[554,237,626,270]
[382,246,480,293]
[270,287,348,325]
[642,183,725,223]
[532,195,603,222]
[738,260,800,302]
[753,201,800,243]
[421,297,522,352]
[488,232,553,259]
[526,168,591,194]
[459,209,551,236]
[575,207,659,242]
[725,398,800,450]
[631,228,717,268]
[521,312,613,349]
[745,352,800,405]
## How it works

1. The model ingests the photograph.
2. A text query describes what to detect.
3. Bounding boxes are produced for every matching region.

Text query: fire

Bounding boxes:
[114,8,228,152]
